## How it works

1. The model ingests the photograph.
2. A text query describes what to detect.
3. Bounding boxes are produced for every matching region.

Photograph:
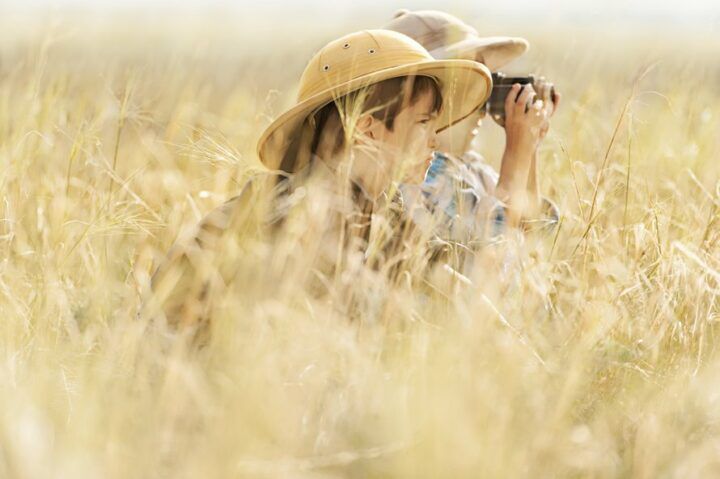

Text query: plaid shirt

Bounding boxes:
[401,150,559,244]
[147,153,559,337]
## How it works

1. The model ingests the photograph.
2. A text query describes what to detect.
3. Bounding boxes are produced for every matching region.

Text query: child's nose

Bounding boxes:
[427,133,438,150]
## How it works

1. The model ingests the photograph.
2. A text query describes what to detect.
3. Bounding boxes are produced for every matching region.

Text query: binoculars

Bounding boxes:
[483,72,557,126]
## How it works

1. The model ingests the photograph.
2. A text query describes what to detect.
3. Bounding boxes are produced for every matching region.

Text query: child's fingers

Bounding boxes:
[550,91,562,115]
[541,94,554,117]
[515,84,536,115]
[541,81,552,103]
[530,100,547,125]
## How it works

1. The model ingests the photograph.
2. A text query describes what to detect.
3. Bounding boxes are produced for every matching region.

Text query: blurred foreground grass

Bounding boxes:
[0,12,719,478]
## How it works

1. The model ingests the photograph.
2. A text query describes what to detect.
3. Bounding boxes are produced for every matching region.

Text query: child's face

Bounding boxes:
[369,90,440,185]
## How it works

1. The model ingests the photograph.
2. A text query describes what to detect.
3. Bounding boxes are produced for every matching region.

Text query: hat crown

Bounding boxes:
[298,30,433,102]
[385,10,478,54]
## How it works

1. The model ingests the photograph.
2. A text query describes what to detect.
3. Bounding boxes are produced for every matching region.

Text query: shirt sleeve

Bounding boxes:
[461,150,560,237]
[462,150,499,195]
[144,178,261,338]
[485,194,560,238]
[411,152,507,243]
[519,196,560,234]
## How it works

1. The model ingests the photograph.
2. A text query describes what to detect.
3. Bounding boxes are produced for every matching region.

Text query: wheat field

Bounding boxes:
[1,9,719,479]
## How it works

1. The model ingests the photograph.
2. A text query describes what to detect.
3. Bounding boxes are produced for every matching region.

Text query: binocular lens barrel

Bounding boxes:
[484,72,555,126]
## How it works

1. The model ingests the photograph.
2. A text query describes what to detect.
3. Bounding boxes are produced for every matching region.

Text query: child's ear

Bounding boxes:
[356,114,375,139]
[358,113,393,141]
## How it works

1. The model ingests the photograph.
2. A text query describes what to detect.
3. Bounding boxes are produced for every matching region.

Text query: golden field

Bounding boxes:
[0,10,719,478]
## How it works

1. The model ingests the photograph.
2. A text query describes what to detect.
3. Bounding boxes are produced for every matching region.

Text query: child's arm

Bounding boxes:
[526,149,541,213]
[143,180,259,340]
[463,151,558,237]
[496,82,561,229]
[526,88,561,219]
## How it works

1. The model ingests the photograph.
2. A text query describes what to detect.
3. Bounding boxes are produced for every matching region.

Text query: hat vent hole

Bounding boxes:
[368,48,376,54]
[343,43,350,49]
[323,65,330,71]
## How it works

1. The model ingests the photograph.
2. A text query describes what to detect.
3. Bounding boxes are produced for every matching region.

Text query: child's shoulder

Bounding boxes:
[431,150,499,194]
[193,170,285,246]
[460,150,499,185]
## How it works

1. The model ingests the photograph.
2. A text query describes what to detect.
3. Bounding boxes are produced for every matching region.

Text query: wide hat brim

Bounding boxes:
[431,36,529,71]
[257,58,492,172]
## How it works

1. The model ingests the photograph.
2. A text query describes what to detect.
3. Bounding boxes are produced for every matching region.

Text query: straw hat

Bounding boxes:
[384,10,529,71]
[257,29,492,171]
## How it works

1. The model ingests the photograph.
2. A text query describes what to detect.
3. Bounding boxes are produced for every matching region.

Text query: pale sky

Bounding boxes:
[5,0,720,17]
[2,0,719,32]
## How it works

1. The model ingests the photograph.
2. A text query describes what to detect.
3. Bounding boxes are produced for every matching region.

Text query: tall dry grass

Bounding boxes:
[0,12,719,478]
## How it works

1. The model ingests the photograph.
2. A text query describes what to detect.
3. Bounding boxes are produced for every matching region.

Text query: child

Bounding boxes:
[146,29,494,336]
[385,10,561,234]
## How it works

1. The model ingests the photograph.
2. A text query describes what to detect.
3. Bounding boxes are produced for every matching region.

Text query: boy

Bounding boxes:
[385,10,561,235]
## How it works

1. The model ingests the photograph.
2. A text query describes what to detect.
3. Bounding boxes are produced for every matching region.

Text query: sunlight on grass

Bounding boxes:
[0,13,719,478]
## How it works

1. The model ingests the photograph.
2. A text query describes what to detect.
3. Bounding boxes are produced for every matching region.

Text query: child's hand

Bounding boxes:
[540,90,562,140]
[495,83,555,227]
[503,83,553,155]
